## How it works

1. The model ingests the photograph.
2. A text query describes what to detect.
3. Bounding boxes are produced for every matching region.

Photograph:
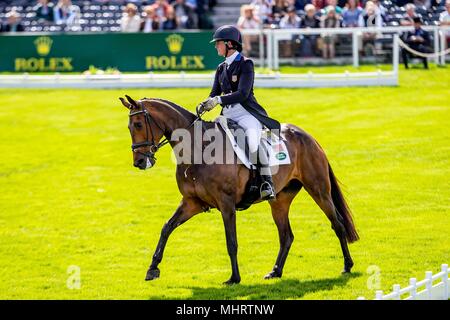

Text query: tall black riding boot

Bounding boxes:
[256,143,276,201]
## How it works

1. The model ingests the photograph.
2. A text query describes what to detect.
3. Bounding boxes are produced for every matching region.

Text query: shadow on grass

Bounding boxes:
[149,272,362,300]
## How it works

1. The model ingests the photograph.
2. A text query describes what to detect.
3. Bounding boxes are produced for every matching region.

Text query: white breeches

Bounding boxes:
[222,103,262,154]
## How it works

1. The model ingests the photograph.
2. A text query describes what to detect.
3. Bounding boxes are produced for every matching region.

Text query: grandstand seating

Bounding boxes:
[0,0,447,33]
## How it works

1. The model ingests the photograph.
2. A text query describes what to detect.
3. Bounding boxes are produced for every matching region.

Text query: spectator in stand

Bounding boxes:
[280,6,301,56]
[121,3,141,32]
[320,5,341,59]
[400,3,418,26]
[1,10,25,33]
[361,0,382,55]
[34,0,55,23]
[53,0,81,29]
[151,0,172,22]
[300,3,320,56]
[401,16,431,69]
[439,0,450,47]
[141,5,160,32]
[237,4,261,56]
[362,1,382,28]
[163,6,178,30]
[173,0,196,29]
[272,0,289,25]
[341,0,363,27]
[251,0,273,25]
[371,0,387,21]
[280,6,301,28]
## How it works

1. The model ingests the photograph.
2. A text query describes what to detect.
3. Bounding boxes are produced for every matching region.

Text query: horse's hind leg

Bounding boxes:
[303,180,354,274]
[265,181,302,279]
[146,197,203,281]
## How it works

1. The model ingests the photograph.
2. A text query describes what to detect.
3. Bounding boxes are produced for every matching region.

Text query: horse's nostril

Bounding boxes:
[134,158,144,167]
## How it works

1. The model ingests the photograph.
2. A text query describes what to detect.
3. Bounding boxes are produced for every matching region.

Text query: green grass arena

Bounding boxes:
[0,66,449,299]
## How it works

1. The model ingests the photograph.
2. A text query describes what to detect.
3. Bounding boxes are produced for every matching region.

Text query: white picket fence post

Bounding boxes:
[409,278,417,300]
[358,264,449,300]
[393,284,401,300]
[442,264,448,299]
[425,271,433,300]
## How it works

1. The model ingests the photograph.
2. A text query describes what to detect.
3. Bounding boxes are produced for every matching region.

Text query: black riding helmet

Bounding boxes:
[210,25,243,52]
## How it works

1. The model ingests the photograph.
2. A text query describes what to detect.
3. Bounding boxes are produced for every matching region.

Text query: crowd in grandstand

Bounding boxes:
[0,0,449,61]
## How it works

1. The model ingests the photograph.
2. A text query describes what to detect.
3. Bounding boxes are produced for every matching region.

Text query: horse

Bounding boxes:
[119,95,359,285]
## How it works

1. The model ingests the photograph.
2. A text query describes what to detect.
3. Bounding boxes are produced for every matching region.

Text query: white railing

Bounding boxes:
[357,264,449,300]
[242,26,450,69]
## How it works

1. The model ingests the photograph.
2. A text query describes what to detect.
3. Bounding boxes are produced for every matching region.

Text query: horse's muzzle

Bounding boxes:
[134,157,154,170]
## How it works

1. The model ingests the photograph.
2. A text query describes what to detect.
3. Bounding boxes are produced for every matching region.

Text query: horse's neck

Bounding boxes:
[148,100,197,140]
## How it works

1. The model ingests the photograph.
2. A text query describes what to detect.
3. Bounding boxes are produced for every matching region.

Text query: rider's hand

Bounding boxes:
[203,96,220,111]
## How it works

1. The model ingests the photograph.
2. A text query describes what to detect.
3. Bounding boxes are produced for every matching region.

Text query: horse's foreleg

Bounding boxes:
[265,189,299,279]
[219,201,241,285]
[146,197,203,281]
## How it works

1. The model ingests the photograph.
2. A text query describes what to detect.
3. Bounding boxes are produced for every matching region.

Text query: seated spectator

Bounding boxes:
[400,3,417,26]
[54,0,81,29]
[300,4,321,56]
[121,3,141,32]
[401,17,431,69]
[372,0,387,19]
[173,0,196,29]
[301,4,321,28]
[251,0,273,25]
[362,1,382,28]
[280,6,301,28]
[279,6,302,56]
[361,1,382,55]
[1,10,25,33]
[34,0,55,23]
[237,4,261,56]
[272,0,289,25]
[320,5,341,59]
[163,6,178,30]
[141,6,160,32]
[151,0,172,21]
[341,0,363,27]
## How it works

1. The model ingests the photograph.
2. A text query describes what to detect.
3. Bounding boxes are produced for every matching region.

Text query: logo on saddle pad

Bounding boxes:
[275,152,287,161]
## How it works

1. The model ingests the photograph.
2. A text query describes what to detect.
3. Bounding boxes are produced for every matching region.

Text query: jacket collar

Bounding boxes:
[224,51,241,67]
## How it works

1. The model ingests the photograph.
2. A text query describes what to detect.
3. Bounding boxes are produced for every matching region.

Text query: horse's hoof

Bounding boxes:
[264,271,282,279]
[223,277,240,285]
[145,268,160,281]
[342,261,354,274]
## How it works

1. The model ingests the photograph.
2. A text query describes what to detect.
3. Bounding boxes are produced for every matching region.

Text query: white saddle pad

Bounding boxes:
[215,116,291,169]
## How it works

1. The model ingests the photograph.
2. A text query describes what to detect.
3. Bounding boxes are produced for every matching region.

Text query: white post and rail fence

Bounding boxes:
[357,264,449,300]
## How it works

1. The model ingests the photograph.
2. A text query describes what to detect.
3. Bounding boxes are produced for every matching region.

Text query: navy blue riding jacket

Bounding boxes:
[209,53,281,132]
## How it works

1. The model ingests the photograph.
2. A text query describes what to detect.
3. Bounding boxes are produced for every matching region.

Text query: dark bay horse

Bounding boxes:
[119,95,359,285]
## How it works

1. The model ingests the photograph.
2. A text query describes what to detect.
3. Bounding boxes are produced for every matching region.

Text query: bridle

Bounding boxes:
[129,108,170,163]
[129,103,206,165]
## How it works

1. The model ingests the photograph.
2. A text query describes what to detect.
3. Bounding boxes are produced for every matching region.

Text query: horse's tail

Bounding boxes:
[328,163,359,243]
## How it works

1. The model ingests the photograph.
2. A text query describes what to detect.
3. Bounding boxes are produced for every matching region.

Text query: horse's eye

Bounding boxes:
[134,122,143,129]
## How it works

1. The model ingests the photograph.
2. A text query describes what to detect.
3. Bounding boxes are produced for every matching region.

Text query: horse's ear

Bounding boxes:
[125,95,139,109]
[119,97,131,109]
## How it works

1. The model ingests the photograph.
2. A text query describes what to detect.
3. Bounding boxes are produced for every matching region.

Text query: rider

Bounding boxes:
[201,25,280,200]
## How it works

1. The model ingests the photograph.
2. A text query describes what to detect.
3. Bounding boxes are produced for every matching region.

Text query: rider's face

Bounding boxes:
[215,41,227,57]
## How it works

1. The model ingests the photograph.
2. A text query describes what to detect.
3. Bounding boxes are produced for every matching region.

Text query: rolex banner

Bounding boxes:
[0,32,222,72]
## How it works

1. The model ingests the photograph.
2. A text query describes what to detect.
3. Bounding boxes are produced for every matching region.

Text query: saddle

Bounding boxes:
[215,116,291,211]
